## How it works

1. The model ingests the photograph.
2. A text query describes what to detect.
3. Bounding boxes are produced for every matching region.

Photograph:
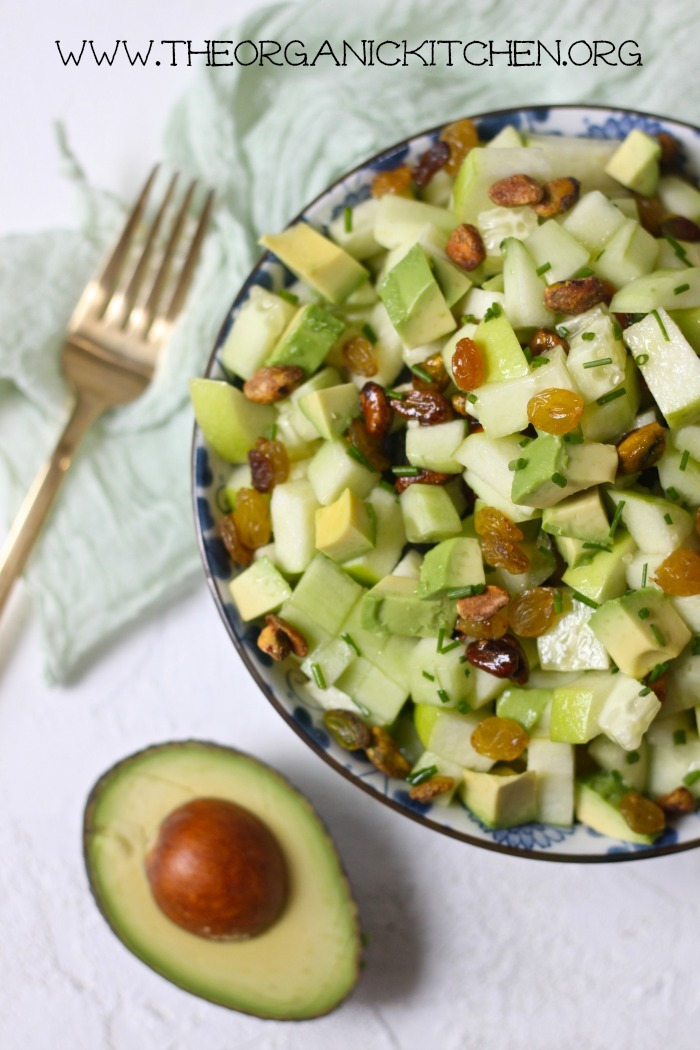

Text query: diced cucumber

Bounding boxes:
[580,355,640,443]
[414,705,494,771]
[608,488,693,553]
[328,198,382,259]
[219,287,298,379]
[343,486,407,586]
[477,205,539,258]
[610,267,700,313]
[525,220,590,285]
[524,133,620,193]
[597,672,661,751]
[647,732,700,801]
[336,657,408,726]
[658,444,700,506]
[373,195,458,250]
[459,287,507,321]
[281,553,364,637]
[593,218,658,287]
[456,431,540,523]
[270,479,320,574]
[657,175,700,224]
[408,637,473,709]
[501,237,551,330]
[560,191,627,254]
[587,735,649,793]
[527,738,575,826]
[468,346,577,438]
[406,419,467,473]
[301,636,356,687]
[537,597,610,672]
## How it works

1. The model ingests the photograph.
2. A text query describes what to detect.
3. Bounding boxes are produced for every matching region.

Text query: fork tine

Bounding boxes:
[106,172,180,330]
[163,188,215,324]
[138,179,198,338]
[95,165,160,315]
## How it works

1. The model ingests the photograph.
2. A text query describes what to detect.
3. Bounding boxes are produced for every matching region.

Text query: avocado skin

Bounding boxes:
[83,740,362,1020]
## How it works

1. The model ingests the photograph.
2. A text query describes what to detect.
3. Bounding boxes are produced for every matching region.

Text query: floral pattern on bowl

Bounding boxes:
[193,105,700,862]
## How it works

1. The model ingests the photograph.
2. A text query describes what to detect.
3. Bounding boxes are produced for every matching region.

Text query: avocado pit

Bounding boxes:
[145,797,288,940]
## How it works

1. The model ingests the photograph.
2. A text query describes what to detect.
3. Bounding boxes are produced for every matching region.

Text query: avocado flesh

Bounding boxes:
[84,742,360,1020]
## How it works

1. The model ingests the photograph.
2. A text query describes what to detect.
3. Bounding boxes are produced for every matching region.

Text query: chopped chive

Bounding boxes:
[341,632,361,656]
[460,313,478,325]
[523,346,532,364]
[613,322,622,341]
[536,262,552,276]
[519,436,531,448]
[583,357,613,369]
[664,512,674,525]
[411,364,434,384]
[310,663,327,689]
[406,764,438,786]
[385,388,405,400]
[666,486,680,501]
[509,458,528,471]
[467,393,478,404]
[346,445,375,471]
[422,670,435,682]
[484,565,496,574]
[666,235,692,266]
[437,688,450,704]
[572,590,599,609]
[650,624,666,647]
[582,541,611,551]
[344,205,353,232]
[263,422,278,440]
[446,584,486,599]
[683,769,700,787]
[674,729,687,746]
[651,309,670,341]
[609,500,625,538]
[551,472,568,488]
[278,288,299,305]
[459,655,468,664]
[680,450,690,472]
[610,665,620,674]
[573,266,594,278]
[362,322,377,343]
[483,302,503,322]
[596,387,626,406]
[581,332,596,342]
[635,353,650,366]
[692,636,700,655]
[436,628,445,653]
[674,282,690,295]
[595,248,606,261]
[638,607,650,620]
[553,589,563,614]
[648,661,670,684]
[641,563,648,587]
[625,750,640,765]
[378,479,396,494]
[531,355,549,368]
[556,325,570,338]
[537,545,551,556]
[392,465,421,477]
[352,698,372,717]
[456,699,472,713]
[564,432,584,444]
[439,640,461,654]
[463,668,471,679]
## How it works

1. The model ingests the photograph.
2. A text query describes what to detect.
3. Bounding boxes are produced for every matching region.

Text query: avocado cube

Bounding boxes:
[575,770,660,844]
[298,383,360,441]
[604,129,661,196]
[541,488,610,542]
[228,556,293,621]
[589,587,691,679]
[360,576,457,638]
[561,530,638,605]
[267,303,346,374]
[315,489,375,563]
[399,484,462,543]
[511,433,567,506]
[417,537,484,599]
[378,244,456,349]
[460,768,538,829]
[260,222,369,303]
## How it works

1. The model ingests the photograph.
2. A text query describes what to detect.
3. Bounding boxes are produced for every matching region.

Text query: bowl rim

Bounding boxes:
[192,102,700,863]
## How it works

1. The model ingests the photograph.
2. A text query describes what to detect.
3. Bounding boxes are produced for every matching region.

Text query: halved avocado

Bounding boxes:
[83,741,361,1019]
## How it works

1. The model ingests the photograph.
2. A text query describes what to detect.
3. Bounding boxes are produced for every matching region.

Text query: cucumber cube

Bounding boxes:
[414,706,494,770]
[658,175,700,224]
[560,190,627,254]
[593,218,658,287]
[343,486,406,586]
[284,553,364,636]
[468,346,577,438]
[501,237,551,330]
[399,484,462,543]
[526,738,575,826]
[496,686,552,730]
[537,597,610,672]
[624,309,700,428]
[301,636,356,687]
[378,244,456,349]
[335,657,408,726]
[228,557,292,621]
[587,735,649,793]
[597,672,661,751]
[525,219,590,284]
[328,198,381,259]
[408,637,474,709]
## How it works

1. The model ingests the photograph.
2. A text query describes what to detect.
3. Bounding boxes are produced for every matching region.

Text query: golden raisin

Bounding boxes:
[394,469,451,494]
[232,488,271,550]
[508,588,557,637]
[480,534,531,575]
[619,792,666,836]
[371,165,413,198]
[452,337,485,391]
[529,327,569,357]
[243,365,305,404]
[616,422,666,475]
[696,506,700,539]
[654,549,700,596]
[439,118,478,176]
[457,607,509,640]
[249,438,289,493]
[446,224,486,271]
[527,388,585,435]
[219,514,253,567]
[474,506,524,543]
[342,335,378,377]
[471,716,529,761]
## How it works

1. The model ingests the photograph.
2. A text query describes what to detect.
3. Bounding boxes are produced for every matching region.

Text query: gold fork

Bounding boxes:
[0,168,214,615]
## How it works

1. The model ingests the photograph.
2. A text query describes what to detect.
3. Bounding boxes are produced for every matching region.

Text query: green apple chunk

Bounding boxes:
[623,308,700,428]
[190,379,275,464]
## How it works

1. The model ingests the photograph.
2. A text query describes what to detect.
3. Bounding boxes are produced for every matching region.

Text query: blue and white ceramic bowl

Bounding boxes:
[193,105,700,862]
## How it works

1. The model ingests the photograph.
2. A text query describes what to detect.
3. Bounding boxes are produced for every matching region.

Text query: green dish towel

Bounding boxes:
[0,0,695,682]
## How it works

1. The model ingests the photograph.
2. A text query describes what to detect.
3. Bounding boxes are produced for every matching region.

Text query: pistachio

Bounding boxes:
[243,365,305,404]
[365,727,411,779]
[445,223,486,271]
[616,422,666,474]
[488,173,544,207]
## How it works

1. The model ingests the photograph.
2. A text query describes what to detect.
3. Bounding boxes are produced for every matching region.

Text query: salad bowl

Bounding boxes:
[192,104,700,862]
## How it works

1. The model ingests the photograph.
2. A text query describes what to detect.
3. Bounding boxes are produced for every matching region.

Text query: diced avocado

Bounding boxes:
[496,686,552,730]
[417,537,484,599]
[515,439,618,509]
[607,488,693,554]
[589,586,692,678]
[431,255,473,307]
[267,303,346,375]
[597,672,661,752]
[527,738,575,826]
[405,419,466,474]
[452,146,550,224]
[511,434,567,506]
[413,705,494,770]
[561,530,637,605]
[315,488,375,563]
[229,557,293,622]
[623,308,700,428]
[377,244,456,348]
[554,535,593,570]
[524,133,620,194]
[307,440,379,506]
[260,222,369,303]
[542,488,610,542]
[408,751,462,806]
[282,553,364,638]
[588,734,649,793]
[360,576,456,637]
[537,596,610,672]
[472,305,529,381]
[399,484,462,544]
[604,129,661,196]
[219,287,298,380]
[408,637,473,709]
[190,379,275,464]
[298,383,360,441]
[460,768,538,829]
[575,770,660,844]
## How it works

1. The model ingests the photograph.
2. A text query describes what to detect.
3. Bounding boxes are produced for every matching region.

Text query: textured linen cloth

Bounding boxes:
[0,0,695,682]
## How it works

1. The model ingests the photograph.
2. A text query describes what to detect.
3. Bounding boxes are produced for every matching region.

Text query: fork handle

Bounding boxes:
[0,394,105,616]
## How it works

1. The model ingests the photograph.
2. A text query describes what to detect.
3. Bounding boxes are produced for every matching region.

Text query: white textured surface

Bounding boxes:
[3,1,700,1047]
